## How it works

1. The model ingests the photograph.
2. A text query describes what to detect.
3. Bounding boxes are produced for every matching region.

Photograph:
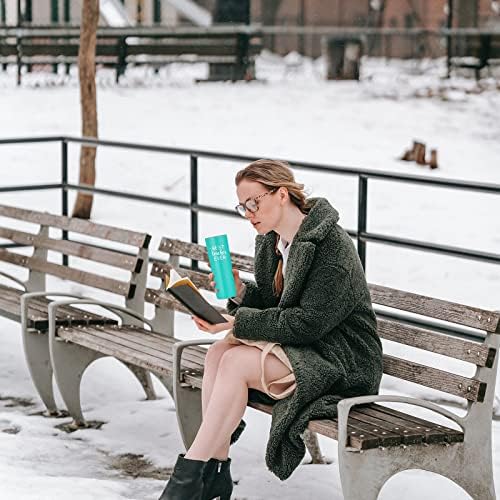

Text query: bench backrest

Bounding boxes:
[149,237,500,419]
[2,33,263,61]
[0,204,150,311]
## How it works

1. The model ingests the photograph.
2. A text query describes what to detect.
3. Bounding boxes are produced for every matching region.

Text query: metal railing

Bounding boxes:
[1,135,499,340]
[1,134,498,270]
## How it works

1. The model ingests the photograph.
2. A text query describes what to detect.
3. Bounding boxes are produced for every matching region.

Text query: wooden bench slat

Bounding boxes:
[58,325,205,371]
[350,408,423,445]
[370,284,500,333]
[57,328,173,377]
[244,401,463,450]
[0,227,142,272]
[6,293,115,326]
[0,204,150,248]
[383,354,486,402]
[96,326,206,368]
[356,405,463,444]
[105,326,209,364]
[378,317,494,367]
[156,239,499,333]
[159,238,255,273]
[0,294,24,323]
[0,285,117,330]
[0,249,133,298]
[345,414,402,447]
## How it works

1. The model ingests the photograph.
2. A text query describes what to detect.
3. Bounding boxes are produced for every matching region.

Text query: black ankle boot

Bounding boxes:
[159,454,206,500]
[202,458,232,500]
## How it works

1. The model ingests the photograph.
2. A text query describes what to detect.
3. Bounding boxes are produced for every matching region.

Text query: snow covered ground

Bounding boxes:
[0,54,499,499]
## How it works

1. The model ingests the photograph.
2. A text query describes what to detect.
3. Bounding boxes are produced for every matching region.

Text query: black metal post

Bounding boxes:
[51,0,59,74]
[64,0,70,23]
[61,140,69,266]
[447,0,453,78]
[16,0,21,86]
[153,0,161,24]
[116,37,127,83]
[298,0,306,55]
[358,176,368,271]
[0,0,6,24]
[25,0,32,22]
[190,155,199,270]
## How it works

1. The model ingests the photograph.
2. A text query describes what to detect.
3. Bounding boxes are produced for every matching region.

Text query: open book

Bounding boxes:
[164,268,228,325]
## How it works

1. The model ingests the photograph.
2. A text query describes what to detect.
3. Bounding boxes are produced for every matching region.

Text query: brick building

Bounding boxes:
[2,0,499,58]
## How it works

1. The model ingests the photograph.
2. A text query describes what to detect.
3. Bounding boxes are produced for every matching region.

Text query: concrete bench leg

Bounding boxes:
[21,328,58,415]
[172,339,215,450]
[338,440,495,500]
[124,363,156,401]
[49,330,104,426]
[174,383,203,450]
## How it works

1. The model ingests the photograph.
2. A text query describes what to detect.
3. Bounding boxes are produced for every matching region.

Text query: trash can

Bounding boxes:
[322,37,363,80]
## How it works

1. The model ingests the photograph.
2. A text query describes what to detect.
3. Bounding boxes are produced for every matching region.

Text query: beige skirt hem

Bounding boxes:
[224,330,296,400]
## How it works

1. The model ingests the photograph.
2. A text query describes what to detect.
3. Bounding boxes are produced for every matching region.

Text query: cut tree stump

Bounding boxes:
[428,148,439,169]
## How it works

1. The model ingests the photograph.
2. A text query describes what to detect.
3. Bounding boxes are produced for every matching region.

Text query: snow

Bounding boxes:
[0,54,499,499]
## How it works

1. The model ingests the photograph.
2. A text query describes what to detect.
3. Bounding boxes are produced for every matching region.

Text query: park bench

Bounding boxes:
[0,203,155,415]
[0,27,263,83]
[46,237,500,499]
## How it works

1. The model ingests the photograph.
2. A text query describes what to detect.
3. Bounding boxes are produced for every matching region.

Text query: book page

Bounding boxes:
[166,268,200,294]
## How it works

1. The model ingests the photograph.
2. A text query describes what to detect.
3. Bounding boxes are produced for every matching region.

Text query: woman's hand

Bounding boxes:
[192,313,235,334]
[209,268,244,296]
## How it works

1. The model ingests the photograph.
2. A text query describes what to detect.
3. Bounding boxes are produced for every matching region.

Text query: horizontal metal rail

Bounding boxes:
[0,183,62,193]
[0,135,498,343]
[60,135,500,195]
[0,25,499,38]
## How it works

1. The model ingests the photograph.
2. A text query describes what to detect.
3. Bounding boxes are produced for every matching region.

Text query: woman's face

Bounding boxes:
[236,179,282,234]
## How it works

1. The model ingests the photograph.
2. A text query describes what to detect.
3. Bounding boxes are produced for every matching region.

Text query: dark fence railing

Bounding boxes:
[1,135,499,340]
[0,134,498,270]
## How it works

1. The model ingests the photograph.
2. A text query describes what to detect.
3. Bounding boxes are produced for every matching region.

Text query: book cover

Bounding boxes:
[164,268,228,325]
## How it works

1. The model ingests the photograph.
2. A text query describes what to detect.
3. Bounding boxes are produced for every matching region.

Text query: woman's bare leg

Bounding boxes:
[185,345,292,462]
[202,340,237,416]
[201,340,239,460]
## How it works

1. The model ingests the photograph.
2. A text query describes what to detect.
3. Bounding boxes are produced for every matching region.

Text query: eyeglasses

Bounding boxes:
[235,188,278,217]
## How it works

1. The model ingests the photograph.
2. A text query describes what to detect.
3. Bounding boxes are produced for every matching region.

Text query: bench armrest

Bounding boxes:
[0,270,26,291]
[46,299,155,341]
[173,339,216,384]
[21,291,84,330]
[337,394,465,451]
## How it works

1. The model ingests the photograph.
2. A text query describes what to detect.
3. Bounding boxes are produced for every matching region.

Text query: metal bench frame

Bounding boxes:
[166,239,500,500]
[0,204,154,416]
[43,237,500,499]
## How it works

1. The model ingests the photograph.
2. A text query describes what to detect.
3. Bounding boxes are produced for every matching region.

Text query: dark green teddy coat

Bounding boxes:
[226,197,383,480]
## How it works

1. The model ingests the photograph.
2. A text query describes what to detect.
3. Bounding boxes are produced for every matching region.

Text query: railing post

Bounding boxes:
[357,175,368,271]
[16,0,22,86]
[61,140,69,266]
[190,155,199,271]
[446,0,454,78]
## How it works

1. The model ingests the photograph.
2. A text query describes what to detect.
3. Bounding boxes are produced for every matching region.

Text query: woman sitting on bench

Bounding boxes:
[159,159,384,500]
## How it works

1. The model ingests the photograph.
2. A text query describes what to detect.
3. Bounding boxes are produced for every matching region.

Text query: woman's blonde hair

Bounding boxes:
[235,159,310,297]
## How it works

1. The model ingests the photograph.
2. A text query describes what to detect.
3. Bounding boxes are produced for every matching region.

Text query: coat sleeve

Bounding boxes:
[226,280,265,315]
[232,264,360,346]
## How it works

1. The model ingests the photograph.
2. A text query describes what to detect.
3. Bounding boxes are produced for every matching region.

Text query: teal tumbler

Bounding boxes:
[205,234,237,299]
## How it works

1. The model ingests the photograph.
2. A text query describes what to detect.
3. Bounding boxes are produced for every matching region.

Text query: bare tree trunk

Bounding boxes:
[73,0,99,219]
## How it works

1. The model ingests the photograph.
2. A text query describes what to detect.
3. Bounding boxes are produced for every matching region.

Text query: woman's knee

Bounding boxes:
[218,346,260,382]
[204,340,235,370]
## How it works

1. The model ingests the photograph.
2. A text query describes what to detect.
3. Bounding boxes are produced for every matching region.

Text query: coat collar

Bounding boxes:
[255,197,340,305]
